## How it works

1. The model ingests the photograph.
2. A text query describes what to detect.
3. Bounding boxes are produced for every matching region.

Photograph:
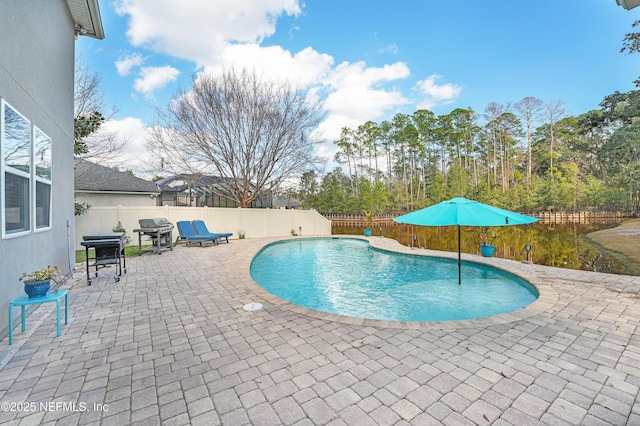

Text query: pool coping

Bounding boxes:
[247,235,559,330]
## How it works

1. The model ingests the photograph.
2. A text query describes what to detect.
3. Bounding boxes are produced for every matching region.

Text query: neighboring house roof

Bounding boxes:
[75,159,160,194]
[617,0,640,9]
[156,174,256,195]
[67,0,105,39]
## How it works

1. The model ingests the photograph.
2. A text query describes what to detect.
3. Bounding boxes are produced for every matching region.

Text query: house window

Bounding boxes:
[1,100,52,237]
[34,127,52,229]
[4,172,30,233]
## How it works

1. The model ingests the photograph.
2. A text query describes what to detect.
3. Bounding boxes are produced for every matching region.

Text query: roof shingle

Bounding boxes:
[74,159,160,193]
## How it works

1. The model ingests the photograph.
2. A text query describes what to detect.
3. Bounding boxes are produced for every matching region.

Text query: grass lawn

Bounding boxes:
[586,218,640,275]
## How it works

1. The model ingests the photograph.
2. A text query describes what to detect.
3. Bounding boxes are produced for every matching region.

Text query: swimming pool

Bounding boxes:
[250,238,538,322]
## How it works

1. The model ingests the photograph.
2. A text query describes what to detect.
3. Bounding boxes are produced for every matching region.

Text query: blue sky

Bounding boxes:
[78,0,640,173]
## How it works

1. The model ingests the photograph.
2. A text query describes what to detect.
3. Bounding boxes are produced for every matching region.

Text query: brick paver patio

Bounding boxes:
[1,236,639,425]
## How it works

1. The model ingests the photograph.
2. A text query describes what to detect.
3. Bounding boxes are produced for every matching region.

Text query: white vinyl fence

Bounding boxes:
[74,205,332,251]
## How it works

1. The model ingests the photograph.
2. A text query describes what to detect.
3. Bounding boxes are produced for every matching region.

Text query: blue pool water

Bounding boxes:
[250,238,538,322]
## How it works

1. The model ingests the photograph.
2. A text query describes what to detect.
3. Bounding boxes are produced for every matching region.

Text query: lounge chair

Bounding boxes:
[175,221,217,247]
[192,220,233,244]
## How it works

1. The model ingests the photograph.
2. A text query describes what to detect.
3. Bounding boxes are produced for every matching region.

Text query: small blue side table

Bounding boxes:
[9,289,68,345]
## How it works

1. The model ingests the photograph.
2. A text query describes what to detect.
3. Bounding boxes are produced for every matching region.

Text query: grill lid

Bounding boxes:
[82,232,125,241]
[138,217,173,228]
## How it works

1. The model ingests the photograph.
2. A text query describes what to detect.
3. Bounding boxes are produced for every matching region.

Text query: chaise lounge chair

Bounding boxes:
[175,220,217,247]
[192,220,233,244]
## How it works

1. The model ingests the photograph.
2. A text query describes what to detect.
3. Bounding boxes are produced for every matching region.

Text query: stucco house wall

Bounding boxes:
[0,1,99,338]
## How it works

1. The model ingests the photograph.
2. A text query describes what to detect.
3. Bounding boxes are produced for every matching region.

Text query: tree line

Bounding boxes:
[293,90,640,215]
[289,20,640,216]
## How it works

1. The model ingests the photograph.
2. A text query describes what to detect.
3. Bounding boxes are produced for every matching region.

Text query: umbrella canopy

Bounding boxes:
[394,197,539,284]
[394,197,539,227]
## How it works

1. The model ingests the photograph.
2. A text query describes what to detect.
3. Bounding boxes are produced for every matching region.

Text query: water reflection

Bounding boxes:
[333,223,628,275]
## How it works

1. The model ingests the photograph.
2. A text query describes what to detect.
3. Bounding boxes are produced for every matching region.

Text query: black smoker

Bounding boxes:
[80,232,127,285]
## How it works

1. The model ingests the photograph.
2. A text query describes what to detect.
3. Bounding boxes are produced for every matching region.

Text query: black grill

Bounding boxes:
[81,232,127,285]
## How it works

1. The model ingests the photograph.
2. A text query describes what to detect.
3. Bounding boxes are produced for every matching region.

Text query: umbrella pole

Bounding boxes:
[458,225,461,285]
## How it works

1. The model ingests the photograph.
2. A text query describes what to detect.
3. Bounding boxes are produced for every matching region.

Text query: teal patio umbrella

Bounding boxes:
[394,197,539,284]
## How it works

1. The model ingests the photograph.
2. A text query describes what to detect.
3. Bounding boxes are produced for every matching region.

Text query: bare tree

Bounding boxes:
[545,100,567,181]
[483,102,509,186]
[514,96,544,184]
[73,57,131,215]
[74,56,127,165]
[148,68,326,208]
[74,57,104,117]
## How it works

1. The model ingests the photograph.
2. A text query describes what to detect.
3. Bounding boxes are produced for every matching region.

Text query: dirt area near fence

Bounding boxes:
[586,218,640,275]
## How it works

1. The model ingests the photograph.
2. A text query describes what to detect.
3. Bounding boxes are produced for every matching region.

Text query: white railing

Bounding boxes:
[74,206,332,250]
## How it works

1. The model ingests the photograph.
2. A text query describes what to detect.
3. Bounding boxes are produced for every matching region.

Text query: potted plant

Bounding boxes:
[112,221,131,245]
[479,226,498,257]
[363,211,374,236]
[238,230,246,239]
[19,265,66,298]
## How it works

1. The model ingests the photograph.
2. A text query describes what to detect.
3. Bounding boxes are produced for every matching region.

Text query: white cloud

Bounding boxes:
[134,66,180,97]
[100,117,146,153]
[199,49,411,145]
[310,114,362,162]
[414,74,462,109]
[95,117,154,174]
[115,53,144,76]
[313,140,341,166]
[114,0,302,67]
[306,61,411,163]
[214,44,334,87]
[323,61,410,121]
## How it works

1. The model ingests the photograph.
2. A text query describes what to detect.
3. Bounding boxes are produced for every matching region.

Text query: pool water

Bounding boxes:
[250,238,538,322]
